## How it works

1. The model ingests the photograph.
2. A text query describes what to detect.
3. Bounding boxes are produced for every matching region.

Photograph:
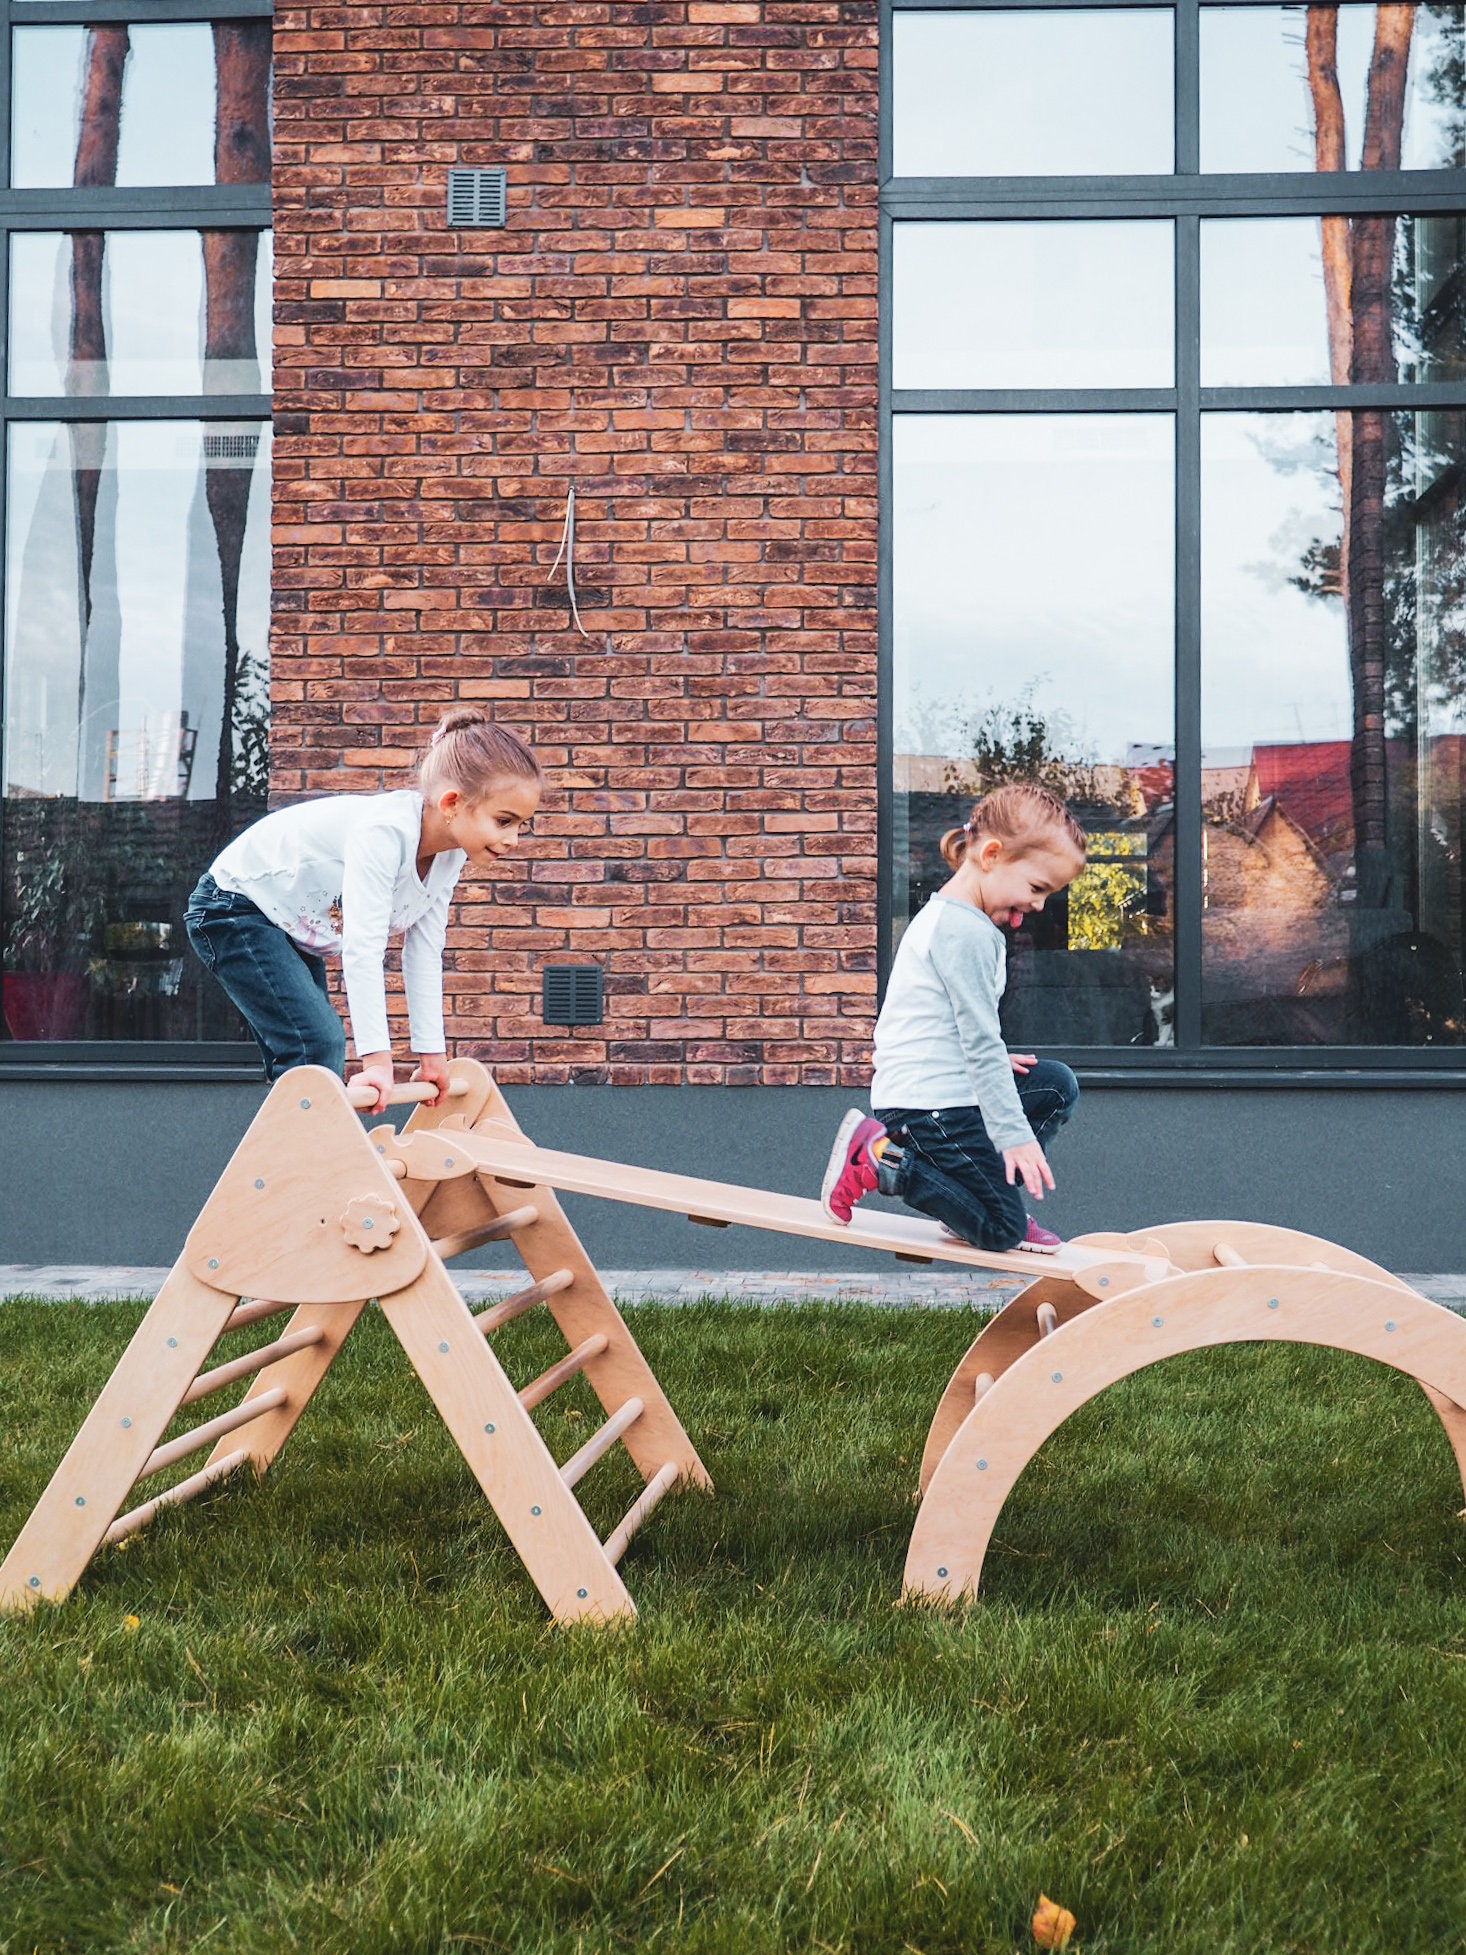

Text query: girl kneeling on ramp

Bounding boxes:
[822,782,1087,1254]
[184,708,541,1114]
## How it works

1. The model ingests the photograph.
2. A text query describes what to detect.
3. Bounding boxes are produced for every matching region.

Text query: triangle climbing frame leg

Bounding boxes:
[0,1264,243,1609]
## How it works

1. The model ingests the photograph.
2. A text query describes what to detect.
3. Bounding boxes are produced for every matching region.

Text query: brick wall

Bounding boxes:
[271,0,880,1085]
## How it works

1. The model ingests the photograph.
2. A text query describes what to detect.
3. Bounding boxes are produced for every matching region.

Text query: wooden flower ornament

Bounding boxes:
[340,1195,401,1253]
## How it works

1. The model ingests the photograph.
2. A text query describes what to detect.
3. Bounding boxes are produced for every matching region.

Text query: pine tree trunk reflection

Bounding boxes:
[1306,3,1415,1030]
[205,20,271,842]
[67,26,128,793]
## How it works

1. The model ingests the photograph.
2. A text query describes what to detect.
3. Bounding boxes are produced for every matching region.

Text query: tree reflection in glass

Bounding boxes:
[1202,410,1466,1044]
[0,22,272,1043]
[1199,7,1466,1046]
[892,416,1176,1049]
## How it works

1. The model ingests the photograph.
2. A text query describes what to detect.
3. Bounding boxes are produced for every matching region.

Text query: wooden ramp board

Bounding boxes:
[385,1125,1168,1291]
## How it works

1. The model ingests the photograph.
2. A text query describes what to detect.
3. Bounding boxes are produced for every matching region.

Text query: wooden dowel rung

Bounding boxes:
[385,1158,408,1180]
[560,1397,645,1490]
[1036,1303,1059,1338]
[181,1326,323,1406]
[104,1449,251,1546]
[974,1370,994,1403]
[518,1334,609,1412]
[224,1297,293,1333]
[136,1387,287,1482]
[1213,1243,1247,1268]
[604,1461,681,1565]
[346,1076,471,1109]
[435,1205,540,1261]
[473,1267,575,1334]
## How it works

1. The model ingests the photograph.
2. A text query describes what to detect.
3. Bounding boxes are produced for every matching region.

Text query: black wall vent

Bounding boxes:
[447,168,507,228]
[542,964,604,1026]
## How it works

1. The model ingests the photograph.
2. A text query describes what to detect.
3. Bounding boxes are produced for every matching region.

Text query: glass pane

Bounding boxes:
[894,223,1175,390]
[893,416,1176,1049]
[1201,410,1466,1046]
[1201,5,1466,174]
[2,422,271,1043]
[12,22,271,189]
[1201,213,1466,385]
[10,232,273,396]
[894,10,1174,176]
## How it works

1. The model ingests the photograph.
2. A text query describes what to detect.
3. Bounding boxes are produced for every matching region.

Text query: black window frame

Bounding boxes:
[0,0,272,1078]
[880,0,1466,1084]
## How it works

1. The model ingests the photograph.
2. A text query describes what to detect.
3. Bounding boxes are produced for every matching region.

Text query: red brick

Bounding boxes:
[275,0,880,1084]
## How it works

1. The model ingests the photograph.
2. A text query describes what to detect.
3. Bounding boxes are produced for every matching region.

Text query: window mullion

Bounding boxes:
[1175,211,1203,1052]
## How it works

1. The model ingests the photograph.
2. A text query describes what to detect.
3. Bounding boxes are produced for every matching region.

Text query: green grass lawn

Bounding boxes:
[2,1297,1465,1954]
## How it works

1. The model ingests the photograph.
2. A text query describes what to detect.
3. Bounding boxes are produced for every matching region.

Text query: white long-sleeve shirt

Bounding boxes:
[210,790,465,1059]
[870,895,1034,1151]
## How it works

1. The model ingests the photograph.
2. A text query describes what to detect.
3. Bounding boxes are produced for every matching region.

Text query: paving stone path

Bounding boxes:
[2,1265,1462,1310]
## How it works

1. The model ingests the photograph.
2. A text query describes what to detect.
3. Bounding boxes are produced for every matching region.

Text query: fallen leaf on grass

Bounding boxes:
[1033,1893,1076,1949]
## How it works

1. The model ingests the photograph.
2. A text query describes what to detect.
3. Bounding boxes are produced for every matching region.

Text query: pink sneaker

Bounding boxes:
[820,1108,887,1224]
[1017,1215,1063,1254]
[941,1215,1063,1253]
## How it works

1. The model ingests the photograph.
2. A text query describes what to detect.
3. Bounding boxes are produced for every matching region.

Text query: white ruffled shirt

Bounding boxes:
[210,790,465,1059]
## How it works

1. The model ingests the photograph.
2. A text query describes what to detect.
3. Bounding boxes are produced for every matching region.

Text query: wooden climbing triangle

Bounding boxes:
[0,1058,710,1623]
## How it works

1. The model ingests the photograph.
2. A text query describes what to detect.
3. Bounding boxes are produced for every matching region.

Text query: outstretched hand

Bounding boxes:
[1003,1139,1055,1201]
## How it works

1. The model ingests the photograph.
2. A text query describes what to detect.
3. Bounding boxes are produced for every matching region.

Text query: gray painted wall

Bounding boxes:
[0,1078,1461,1271]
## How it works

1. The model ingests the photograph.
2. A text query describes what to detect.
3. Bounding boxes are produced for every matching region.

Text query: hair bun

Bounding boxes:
[430,706,492,746]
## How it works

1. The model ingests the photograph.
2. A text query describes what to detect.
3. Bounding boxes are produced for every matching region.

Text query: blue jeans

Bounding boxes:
[184,871,346,1081]
[875,1060,1080,1253]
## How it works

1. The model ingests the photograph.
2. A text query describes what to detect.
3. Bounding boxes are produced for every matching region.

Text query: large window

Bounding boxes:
[886,1,1466,1063]
[0,5,271,1053]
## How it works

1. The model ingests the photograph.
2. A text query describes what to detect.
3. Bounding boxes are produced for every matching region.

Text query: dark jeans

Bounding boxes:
[184,871,346,1081]
[875,1059,1080,1253]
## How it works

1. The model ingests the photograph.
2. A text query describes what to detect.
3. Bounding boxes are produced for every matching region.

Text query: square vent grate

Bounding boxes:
[447,167,507,228]
[542,964,604,1026]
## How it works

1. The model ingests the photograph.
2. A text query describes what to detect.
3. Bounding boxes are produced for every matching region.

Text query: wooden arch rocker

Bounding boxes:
[904,1223,1466,1602]
[6,1058,1465,1620]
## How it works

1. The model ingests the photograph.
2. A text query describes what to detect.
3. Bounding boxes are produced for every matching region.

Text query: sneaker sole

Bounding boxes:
[820,1106,869,1223]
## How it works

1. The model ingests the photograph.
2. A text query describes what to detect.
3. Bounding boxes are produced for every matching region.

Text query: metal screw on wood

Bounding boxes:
[439,1342,449,1353]
[1052,1372,1063,1383]
[976,1459,987,1471]
[531,1505,542,1516]
[300,1099,311,1109]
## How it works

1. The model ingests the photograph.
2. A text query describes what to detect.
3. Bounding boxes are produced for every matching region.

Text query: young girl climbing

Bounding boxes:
[821,781,1087,1253]
[184,707,542,1114]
